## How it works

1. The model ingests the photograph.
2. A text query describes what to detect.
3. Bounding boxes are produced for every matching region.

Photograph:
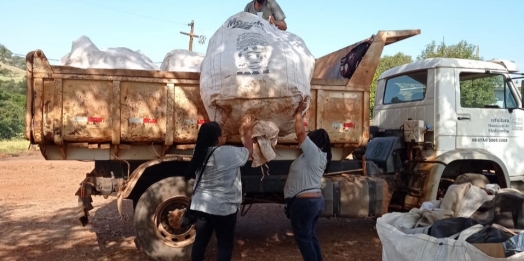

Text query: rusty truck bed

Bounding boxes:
[25,29,420,161]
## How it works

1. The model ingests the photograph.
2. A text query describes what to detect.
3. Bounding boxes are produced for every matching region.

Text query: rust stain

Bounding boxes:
[26,31,420,157]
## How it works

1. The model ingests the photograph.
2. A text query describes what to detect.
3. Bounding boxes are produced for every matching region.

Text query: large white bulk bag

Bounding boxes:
[377,212,524,261]
[200,12,315,167]
[160,49,204,72]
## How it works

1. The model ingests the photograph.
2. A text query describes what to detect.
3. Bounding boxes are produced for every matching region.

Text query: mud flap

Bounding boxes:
[75,181,94,227]
[116,191,126,221]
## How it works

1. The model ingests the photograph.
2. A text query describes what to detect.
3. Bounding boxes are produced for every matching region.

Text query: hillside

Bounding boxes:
[0,61,25,82]
[0,44,26,82]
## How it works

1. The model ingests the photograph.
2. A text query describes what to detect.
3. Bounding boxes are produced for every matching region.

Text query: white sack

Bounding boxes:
[59,36,159,70]
[377,212,524,261]
[200,12,315,167]
[160,49,204,72]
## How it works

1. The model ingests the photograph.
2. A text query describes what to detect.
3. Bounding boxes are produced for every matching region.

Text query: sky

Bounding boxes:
[1,0,523,73]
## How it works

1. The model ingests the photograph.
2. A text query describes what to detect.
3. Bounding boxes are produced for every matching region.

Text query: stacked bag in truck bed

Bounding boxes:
[59,36,205,73]
[59,36,159,70]
[200,12,315,167]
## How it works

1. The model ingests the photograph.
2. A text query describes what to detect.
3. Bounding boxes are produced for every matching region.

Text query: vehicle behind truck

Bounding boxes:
[24,27,524,260]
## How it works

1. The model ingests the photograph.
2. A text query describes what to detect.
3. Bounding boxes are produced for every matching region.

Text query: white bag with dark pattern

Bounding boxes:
[200,12,315,167]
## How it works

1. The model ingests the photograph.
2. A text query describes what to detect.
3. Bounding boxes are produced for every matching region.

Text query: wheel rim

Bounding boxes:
[153,195,196,248]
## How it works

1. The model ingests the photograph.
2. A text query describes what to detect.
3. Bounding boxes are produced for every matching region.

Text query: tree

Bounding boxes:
[417,40,479,60]
[0,88,25,139]
[370,52,413,117]
[417,40,506,109]
[0,43,26,70]
[2,78,27,94]
[0,66,10,76]
[0,44,12,62]
[459,74,501,108]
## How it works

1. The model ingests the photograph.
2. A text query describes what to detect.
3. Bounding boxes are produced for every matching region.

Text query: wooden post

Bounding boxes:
[180,20,200,51]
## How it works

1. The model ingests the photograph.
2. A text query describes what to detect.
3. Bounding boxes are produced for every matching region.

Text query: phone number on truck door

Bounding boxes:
[471,137,508,142]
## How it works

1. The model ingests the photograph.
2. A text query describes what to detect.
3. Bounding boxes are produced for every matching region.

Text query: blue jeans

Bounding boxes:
[191,210,237,261]
[289,197,325,261]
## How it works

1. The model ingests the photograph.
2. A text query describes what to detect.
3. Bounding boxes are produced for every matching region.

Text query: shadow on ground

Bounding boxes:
[0,199,151,261]
[0,200,381,261]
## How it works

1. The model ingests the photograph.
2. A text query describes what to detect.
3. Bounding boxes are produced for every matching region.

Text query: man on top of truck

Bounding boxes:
[244,0,287,31]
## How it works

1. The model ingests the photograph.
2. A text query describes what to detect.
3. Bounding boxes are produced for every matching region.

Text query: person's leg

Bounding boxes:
[211,211,238,261]
[290,198,321,261]
[191,211,214,261]
[311,197,325,261]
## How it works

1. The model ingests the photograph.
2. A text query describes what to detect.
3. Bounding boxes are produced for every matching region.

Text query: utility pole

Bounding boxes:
[180,20,200,51]
[476,45,480,59]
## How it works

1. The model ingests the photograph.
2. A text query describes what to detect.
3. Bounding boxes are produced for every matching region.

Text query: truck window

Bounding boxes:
[459,73,517,109]
[383,71,427,104]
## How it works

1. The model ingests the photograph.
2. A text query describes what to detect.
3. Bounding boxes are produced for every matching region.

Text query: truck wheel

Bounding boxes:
[133,177,194,261]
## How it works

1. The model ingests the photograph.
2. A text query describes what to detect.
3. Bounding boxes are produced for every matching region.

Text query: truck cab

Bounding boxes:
[373,58,524,204]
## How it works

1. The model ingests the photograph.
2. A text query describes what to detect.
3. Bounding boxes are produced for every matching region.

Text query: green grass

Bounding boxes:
[0,75,24,82]
[0,61,25,82]
[0,139,31,155]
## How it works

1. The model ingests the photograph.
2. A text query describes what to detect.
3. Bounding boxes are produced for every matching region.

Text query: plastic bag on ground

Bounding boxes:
[200,12,315,167]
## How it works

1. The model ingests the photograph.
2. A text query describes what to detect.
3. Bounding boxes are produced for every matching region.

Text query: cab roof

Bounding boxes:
[379,58,509,80]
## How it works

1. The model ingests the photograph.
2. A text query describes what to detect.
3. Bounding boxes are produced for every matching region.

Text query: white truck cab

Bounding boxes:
[373,58,524,202]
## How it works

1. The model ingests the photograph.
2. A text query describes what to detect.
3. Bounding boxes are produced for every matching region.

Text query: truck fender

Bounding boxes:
[421,148,510,202]
[116,155,191,217]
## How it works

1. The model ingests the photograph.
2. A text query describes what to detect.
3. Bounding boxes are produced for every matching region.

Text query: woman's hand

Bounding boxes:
[296,97,309,115]
[268,16,275,25]
[240,114,255,158]
[241,114,256,134]
[294,97,308,145]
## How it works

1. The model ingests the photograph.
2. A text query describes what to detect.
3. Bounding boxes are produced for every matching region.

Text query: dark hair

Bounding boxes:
[184,121,222,181]
[307,129,332,173]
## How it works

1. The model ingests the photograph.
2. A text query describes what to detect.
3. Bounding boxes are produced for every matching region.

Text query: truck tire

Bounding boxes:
[133,177,194,261]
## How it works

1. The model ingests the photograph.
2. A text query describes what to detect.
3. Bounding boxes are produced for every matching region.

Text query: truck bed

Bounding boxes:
[25,30,420,161]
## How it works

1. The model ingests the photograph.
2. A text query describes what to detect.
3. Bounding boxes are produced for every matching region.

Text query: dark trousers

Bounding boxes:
[290,197,325,261]
[191,210,238,261]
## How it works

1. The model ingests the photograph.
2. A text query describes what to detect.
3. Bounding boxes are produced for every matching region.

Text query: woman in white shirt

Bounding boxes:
[185,120,253,261]
[283,100,332,261]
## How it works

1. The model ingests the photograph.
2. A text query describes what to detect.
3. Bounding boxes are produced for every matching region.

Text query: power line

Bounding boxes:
[79,1,188,26]
[78,2,208,48]
[11,53,60,62]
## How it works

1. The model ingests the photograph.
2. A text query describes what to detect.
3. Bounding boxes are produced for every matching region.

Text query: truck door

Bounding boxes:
[455,70,524,178]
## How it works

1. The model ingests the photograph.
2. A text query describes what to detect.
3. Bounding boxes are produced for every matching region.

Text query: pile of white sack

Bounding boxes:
[59,12,315,168]
[59,36,204,72]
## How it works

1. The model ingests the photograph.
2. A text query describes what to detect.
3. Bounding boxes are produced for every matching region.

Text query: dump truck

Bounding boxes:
[25,28,523,260]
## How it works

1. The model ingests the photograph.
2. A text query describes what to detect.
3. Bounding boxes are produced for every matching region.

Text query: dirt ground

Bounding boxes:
[0,152,382,261]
